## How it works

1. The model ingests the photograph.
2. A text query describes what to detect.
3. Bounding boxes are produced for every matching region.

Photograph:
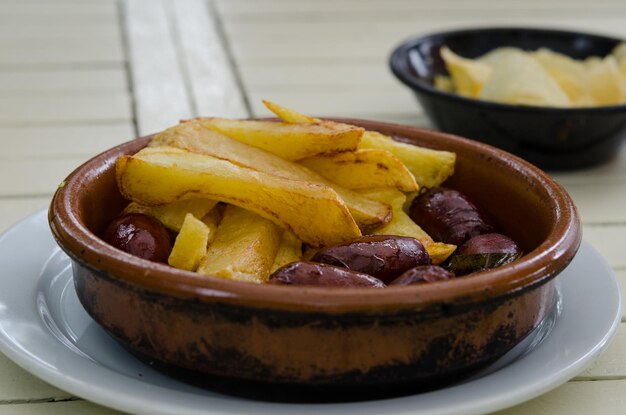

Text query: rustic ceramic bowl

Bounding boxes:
[389,27,626,170]
[48,120,581,392]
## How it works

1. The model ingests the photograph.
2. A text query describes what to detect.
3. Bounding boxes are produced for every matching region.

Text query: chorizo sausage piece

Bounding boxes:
[390,265,453,286]
[457,233,521,256]
[409,187,495,246]
[311,235,431,284]
[103,213,172,262]
[268,262,386,288]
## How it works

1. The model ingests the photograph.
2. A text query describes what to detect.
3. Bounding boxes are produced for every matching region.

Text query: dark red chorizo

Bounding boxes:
[390,265,453,286]
[268,262,385,288]
[103,213,172,263]
[311,235,431,284]
[457,233,521,256]
[409,187,494,245]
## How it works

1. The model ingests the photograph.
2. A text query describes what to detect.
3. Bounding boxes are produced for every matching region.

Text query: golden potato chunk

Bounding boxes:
[425,242,458,265]
[151,122,391,232]
[196,117,363,161]
[359,131,455,190]
[359,188,456,264]
[197,205,281,283]
[168,213,211,271]
[123,198,218,232]
[270,231,303,273]
[116,147,361,247]
[299,149,418,192]
[262,99,319,123]
[201,205,222,245]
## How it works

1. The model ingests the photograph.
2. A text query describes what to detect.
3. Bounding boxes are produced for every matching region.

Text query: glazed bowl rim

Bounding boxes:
[389,26,626,113]
[48,118,581,313]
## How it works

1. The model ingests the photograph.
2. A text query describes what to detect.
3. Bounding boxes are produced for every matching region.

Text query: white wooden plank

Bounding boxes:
[0,94,132,124]
[124,0,193,135]
[0,352,68,401]
[168,0,248,118]
[0,1,116,16]
[218,0,626,15]
[0,21,119,40]
[231,39,406,63]
[1,123,135,158]
[577,323,626,379]
[0,37,123,65]
[223,18,626,45]
[583,225,626,269]
[0,13,117,26]
[495,379,626,415]
[0,0,118,3]
[0,69,127,95]
[248,87,419,118]
[553,147,626,186]
[0,157,93,197]
[0,198,52,233]
[563,181,626,225]
[240,63,398,88]
[0,401,121,415]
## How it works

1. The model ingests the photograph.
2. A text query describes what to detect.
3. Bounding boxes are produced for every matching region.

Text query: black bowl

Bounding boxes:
[389,27,626,170]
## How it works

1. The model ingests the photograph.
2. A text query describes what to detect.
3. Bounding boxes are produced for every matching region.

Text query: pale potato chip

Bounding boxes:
[612,43,626,81]
[585,55,625,105]
[532,48,590,106]
[436,43,626,107]
[614,44,626,93]
[478,52,570,107]
[434,75,454,92]
[440,46,491,97]
[612,43,626,63]
[478,46,526,66]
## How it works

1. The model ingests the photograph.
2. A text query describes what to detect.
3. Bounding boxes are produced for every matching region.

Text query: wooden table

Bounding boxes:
[0,0,625,413]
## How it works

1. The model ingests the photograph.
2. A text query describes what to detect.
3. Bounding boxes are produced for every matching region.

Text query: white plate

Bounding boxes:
[0,210,621,415]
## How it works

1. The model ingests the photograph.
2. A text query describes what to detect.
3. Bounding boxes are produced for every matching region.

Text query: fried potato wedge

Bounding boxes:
[359,131,455,190]
[195,117,363,161]
[425,242,458,265]
[123,198,218,232]
[359,188,456,264]
[152,122,391,231]
[116,147,361,247]
[262,99,319,123]
[270,230,303,273]
[197,206,281,283]
[168,213,211,271]
[201,205,222,244]
[299,149,418,192]
[254,102,452,191]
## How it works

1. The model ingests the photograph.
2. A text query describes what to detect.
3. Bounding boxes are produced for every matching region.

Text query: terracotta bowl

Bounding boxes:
[48,119,581,391]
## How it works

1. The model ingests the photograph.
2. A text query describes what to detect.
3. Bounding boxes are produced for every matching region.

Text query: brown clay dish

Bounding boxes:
[48,119,581,388]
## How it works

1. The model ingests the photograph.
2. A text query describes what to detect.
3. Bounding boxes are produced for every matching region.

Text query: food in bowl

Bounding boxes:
[48,112,581,386]
[104,100,523,287]
[436,43,626,107]
[389,28,626,169]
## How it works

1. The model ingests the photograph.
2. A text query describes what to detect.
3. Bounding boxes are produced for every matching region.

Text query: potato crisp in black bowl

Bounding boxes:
[389,27,626,170]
